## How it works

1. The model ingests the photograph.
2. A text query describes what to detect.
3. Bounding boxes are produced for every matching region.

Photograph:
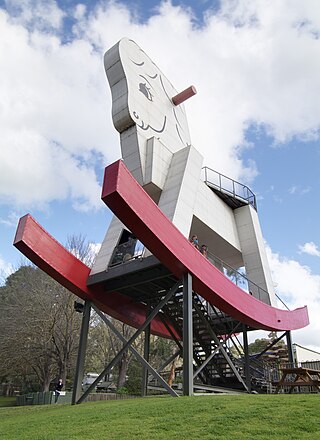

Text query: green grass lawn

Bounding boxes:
[0,394,319,440]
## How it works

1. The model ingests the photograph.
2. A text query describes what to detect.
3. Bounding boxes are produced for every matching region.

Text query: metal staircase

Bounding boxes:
[159,288,281,394]
[161,290,248,391]
[91,252,286,394]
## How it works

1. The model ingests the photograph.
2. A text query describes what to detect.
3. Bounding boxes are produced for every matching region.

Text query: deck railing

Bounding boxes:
[202,166,257,210]
[206,249,289,309]
[108,241,288,310]
[109,239,145,266]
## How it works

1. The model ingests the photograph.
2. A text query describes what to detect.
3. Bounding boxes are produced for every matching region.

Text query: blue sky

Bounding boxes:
[1,0,320,352]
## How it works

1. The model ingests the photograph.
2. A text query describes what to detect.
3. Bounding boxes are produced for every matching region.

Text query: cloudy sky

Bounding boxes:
[1,0,320,352]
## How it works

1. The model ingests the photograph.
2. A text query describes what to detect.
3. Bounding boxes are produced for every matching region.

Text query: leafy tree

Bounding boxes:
[87,316,143,390]
[0,266,82,392]
[149,335,177,371]
[248,333,286,356]
[0,234,180,395]
[248,338,270,355]
[125,360,142,394]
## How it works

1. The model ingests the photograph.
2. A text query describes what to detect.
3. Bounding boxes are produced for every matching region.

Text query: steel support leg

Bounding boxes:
[72,301,91,405]
[183,272,193,396]
[286,331,295,364]
[243,325,251,393]
[76,282,181,403]
[92,306,179,398]
[141,306,151,397]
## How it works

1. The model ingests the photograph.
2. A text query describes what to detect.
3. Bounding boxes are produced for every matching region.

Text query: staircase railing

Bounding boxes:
[228,332,283,393]
[202,166,257,210]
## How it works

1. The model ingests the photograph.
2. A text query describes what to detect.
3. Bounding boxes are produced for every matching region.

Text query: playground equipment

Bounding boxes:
[14,38,309,401]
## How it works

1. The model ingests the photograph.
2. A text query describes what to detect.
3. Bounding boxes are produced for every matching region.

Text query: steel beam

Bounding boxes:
[193,347,220,380]
[286,331,295,364]
[141,306,151,397]
[254,331,287,359]
[93,306,179,398]
[72,301,91,405]
[76,282,181,403]
[183,272,193,396]
[243,325,251,392]
[159,313,183,350]
[155,349,181,377]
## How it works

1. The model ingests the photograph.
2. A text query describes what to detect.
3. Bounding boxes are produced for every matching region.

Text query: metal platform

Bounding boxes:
[207,184,253,211]
[87,255,178,302]
[88,255,250,338]
[202,166,257,211]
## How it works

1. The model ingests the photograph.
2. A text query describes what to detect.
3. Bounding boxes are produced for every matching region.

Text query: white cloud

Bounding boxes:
[0,6,118,211]
[299,242,320,257]
[289,186,298,194]
[0,254,13,283]
[0,211,21,227]
[73,0,320,178]
[1,0,320,211]
[266,245,320,351]
[4,0,65,31]
[289,185,311,195]
[74,4,87,21]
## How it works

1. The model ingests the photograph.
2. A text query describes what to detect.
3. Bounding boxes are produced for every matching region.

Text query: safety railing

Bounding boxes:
[108,240,289,310]
[202,166,257,210]
[109,239,145,267]
[206,249,289,310]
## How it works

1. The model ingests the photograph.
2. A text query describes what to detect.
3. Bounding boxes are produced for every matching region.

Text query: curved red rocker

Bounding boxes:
[13,214,177,339]
[14,160,308,337]
[101,160,309,332]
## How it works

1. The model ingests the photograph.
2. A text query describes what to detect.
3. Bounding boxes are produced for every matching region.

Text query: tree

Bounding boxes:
[0,266,82,392]
[66,234,98,268]
[85,314,177,392]
[0,234,179,395]
[49,287,83,387]
[86,314,143,390]
[0,234,104,394]
[248,333,286,356]
[248,338,270,355]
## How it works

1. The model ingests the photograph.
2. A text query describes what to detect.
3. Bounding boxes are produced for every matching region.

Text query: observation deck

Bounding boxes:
[202,167,257,211]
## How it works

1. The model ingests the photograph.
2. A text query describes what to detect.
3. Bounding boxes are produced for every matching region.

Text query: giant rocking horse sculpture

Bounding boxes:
[14,39,308,352]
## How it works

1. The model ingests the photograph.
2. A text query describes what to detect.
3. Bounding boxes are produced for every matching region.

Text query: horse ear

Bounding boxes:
[104,38,131,134]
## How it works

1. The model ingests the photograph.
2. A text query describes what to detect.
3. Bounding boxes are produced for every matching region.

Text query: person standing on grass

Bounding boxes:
[55,379,63,403]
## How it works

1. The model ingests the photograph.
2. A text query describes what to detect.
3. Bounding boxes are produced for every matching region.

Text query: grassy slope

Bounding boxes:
[0,394,320,440]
